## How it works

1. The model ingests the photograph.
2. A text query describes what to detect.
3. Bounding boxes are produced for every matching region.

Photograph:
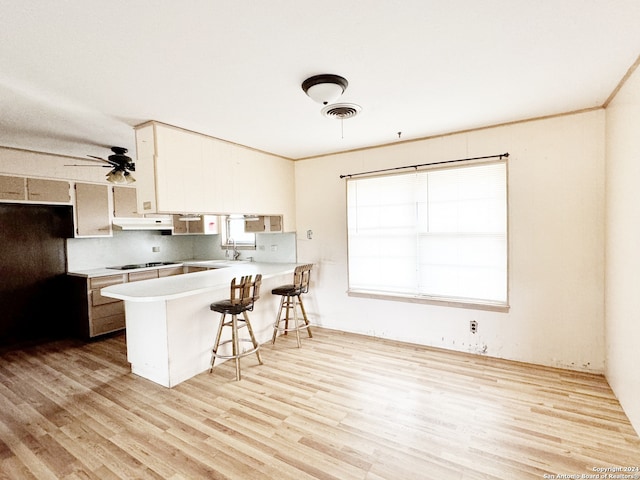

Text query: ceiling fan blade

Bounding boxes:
[64,164,112,167]
[87,155,119,167]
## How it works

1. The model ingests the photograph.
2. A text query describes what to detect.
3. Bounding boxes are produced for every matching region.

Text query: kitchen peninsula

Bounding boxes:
[100,261,301,387]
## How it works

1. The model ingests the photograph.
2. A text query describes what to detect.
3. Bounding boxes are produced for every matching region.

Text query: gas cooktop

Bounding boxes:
[108,262,179,270]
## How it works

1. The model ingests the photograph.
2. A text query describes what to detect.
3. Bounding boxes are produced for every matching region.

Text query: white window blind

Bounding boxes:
[347,161,507,306]
[223,214,255,246]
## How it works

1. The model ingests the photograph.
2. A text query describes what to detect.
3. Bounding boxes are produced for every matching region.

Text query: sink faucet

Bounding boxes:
[226,238,240,260]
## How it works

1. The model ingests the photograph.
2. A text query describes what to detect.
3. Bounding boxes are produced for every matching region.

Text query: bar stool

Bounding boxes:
[271,264,313,347]
[210,274,262,381]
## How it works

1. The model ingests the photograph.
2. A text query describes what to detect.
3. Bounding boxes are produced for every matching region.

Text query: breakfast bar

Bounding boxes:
[100,261,299,387]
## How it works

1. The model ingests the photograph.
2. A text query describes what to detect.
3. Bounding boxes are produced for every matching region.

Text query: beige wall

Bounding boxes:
[605,64,640,435]
[295,110,606,373]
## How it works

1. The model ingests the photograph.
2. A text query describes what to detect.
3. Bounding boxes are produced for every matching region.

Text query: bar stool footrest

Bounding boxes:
[212,339,261,360]
[274,323,312,334]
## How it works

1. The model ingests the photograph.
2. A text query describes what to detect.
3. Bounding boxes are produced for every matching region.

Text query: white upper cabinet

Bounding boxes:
[74,183,111,237]
[155,123,202,213]
[112,186,141,217]
[134,121,296,230]
[0,175,26,201]
[27,178,71,203]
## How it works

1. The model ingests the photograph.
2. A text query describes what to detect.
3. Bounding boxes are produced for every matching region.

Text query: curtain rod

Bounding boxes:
[339,152,510,179]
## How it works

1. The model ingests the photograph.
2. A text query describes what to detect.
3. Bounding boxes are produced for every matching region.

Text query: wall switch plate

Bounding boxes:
[152,246,160,252]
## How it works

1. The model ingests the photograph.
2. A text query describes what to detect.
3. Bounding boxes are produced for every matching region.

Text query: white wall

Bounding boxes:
[605,64,640,435]
[295,110,606,372]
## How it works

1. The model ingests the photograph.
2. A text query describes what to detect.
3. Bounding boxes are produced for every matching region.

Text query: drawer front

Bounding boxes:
[158,266,184,277]
[128,269,159,282]
[184,266,208,273]
[90,313,125,337]
[91,289,120,306]
[91,301,125,318]
[90,274,126,289]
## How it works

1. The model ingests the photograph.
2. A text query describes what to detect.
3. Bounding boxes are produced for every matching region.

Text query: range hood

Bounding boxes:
[112,217,173,231]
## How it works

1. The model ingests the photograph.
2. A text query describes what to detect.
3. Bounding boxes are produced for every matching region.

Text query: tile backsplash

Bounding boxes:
[66,230,297,271]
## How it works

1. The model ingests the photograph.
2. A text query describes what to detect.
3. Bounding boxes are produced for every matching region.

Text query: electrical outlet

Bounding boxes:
[152,246,160,253]
[470,320,478,334]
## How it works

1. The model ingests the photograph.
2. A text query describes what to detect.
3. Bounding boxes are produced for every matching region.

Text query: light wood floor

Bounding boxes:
[0,328,638,479]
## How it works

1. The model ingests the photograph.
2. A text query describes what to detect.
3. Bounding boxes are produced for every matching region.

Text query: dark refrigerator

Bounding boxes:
[0,203,74,345]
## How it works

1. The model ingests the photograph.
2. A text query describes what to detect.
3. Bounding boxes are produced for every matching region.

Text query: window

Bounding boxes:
[222,214,256,248]
[346,161,507,307]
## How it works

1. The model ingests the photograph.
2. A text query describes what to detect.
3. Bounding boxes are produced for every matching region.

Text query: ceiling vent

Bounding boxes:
[321,103,362,120]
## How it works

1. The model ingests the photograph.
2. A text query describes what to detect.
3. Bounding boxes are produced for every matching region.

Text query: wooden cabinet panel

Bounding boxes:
[245,216,266,233]
[113,186,141,217]
[159,266,184,277]
[70,274,126,339]
[128,270,159,282]
[0,175,26,200]
[90,274,126,289]
[269,215,282,232]
[92,301,125,318]
[89,274,125,335]
[244,215,282,233]
[91,313,126,337]
[92,289,121,306]
[171,214,189,234]
[75,183,111,237]
[27,178,71,203]
[184,266,208,273]
[171,214,218,235]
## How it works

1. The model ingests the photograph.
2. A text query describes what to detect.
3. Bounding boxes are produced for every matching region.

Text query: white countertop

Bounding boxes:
[100,261,299,302]
[67,259,232,278]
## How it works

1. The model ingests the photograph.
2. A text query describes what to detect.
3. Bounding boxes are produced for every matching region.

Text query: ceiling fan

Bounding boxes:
[66,146,135,184]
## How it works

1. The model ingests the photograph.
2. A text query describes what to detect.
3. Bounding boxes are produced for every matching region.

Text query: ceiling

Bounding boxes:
[1,1,640,162]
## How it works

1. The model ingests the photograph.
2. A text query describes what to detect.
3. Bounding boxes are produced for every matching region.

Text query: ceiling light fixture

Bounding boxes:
[105,147,135,184]
[106,169,135,184]
[301,74,348,105]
